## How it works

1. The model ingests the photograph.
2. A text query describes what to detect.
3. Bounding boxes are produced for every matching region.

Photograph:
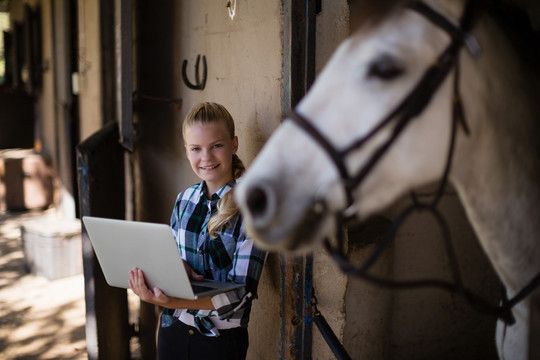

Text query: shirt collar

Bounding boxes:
[199,180,236,201]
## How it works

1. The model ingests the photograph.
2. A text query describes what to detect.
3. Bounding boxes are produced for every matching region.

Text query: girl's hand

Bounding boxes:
[128,267,170,306]
[129,267,215,310]
[129,263,216,310]
[183,260,204,281]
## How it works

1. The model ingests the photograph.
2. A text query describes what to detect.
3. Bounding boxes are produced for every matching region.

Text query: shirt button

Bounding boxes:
[188,329,194,335]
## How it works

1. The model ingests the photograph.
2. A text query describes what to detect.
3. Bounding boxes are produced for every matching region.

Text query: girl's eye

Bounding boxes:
[213,144,223,149]
[366,54,404,81]
[191,147,200,152]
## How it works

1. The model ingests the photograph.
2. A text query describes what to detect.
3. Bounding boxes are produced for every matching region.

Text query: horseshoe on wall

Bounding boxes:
[182,55,207,90]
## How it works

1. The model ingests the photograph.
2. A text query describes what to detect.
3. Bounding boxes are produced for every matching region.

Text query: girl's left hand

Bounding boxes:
[129,267,170,306]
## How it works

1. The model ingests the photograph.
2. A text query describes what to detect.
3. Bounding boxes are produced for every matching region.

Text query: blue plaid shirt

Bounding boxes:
[168,180,266,336]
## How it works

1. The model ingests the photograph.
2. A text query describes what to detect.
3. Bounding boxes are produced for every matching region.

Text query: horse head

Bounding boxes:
[236,0,469,251]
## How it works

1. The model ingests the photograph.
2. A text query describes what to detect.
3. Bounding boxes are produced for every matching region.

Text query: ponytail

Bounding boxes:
[231,154,245,181]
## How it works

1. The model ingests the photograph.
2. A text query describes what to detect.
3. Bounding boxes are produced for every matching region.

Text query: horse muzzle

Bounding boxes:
[236,180,328,251]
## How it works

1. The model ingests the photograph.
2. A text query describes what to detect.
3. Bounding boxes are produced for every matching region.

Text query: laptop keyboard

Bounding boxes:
[191,284,216,293]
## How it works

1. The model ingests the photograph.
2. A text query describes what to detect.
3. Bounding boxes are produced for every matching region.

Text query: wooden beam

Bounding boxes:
[77,122,131,360]
[280,0,317,358]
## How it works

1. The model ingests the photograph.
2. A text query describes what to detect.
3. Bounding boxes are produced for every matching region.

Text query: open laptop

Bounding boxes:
[82,216,243,300]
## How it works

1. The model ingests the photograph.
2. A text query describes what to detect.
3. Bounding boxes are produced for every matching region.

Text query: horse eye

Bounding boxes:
[367,55,404,80]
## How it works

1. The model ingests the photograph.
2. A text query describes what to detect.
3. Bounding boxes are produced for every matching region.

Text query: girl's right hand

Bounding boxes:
[129,267,215,310]
[183,260,204,281]
[129,267,170,306]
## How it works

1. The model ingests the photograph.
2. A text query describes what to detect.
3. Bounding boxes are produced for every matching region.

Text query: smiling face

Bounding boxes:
[184,121,238,195]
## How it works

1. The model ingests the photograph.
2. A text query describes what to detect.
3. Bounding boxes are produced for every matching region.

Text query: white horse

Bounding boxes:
[235,0,540,359]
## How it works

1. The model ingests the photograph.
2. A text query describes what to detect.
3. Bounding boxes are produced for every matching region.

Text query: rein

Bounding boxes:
[290,0,540,325]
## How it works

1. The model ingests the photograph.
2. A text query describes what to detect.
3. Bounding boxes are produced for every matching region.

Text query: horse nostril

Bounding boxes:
[247,187,268,218]
[245,183,276,228]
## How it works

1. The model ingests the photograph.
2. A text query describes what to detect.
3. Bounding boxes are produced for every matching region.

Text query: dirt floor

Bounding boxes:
[0,209,87,359]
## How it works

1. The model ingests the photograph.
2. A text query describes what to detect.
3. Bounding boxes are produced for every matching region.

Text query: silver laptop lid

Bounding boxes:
[82,216,242,300]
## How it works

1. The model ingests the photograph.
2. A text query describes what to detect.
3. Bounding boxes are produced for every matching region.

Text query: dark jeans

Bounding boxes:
[157,315,249,360]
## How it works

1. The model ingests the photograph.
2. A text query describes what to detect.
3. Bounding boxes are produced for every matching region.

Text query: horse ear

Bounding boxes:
[349,0,405,30]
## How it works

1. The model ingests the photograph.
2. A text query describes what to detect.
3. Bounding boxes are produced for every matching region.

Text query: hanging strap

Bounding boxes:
[311,288,352,360]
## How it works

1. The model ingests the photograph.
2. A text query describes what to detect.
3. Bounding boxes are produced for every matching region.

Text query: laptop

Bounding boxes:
[82,216,244,300]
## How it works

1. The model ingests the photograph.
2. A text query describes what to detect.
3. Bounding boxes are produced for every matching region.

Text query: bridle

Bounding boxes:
[288,0,540,325]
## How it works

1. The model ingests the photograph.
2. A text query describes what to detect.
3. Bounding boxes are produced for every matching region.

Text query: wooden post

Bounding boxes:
[77,122,131,359]
[281,0,317,357]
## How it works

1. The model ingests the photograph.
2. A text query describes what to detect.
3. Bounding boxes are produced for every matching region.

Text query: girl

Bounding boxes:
[129,102,267,360]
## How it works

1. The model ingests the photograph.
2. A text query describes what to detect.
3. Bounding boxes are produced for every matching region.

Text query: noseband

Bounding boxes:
[288,0,540,325]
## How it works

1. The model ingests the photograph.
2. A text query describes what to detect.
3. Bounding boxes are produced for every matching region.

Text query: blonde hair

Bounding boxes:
[183,102,245,237]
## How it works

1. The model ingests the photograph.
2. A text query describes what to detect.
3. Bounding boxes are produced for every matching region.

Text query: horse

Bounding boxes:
[234,0,540,358]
